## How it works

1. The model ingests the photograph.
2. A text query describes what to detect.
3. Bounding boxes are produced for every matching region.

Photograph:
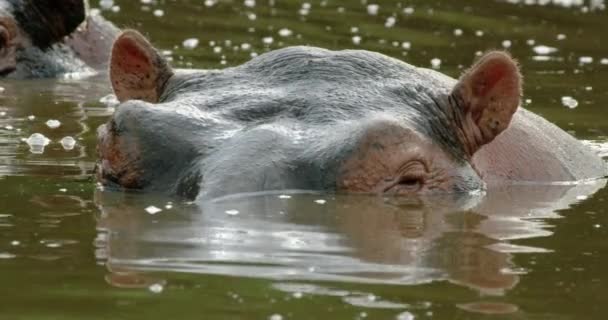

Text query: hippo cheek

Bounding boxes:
[96,121,144,189]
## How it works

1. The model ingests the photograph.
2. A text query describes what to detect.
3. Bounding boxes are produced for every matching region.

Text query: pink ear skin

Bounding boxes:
[450,51,522,157]
[110,30,173,103]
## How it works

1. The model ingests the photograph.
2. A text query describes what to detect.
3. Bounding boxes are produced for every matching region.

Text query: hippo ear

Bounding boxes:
[450,51,522,156]
[12,0,86,48]
[110,30,173,103]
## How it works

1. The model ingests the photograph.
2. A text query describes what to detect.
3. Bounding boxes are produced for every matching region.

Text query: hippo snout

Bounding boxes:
[96,121,144,189]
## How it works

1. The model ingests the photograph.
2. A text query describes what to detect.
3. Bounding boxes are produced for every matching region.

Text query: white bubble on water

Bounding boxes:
[527,39,536,46]
[204,0,217,7]
[579,56,593,65]
[396,311,415,320]
[27,115,35,121]
[475,30,484,37]
[100,94,120,108]
[225,209,240,216]
[0,111,5,117]
[182,38,200,49]
[533,45,557,55]
[269,314,283,320]
[244,0,255,8]
[403,7,414,15]
[502,40,512,48]
[59,188,67,193]
[262,36,274,45]
[352,35,362,45]
[430,58,441,69]
[576,195,589,200]
[4,125,13,130]
[60,136,77,151]
[561,96,579,109]
[25,133,51,154]
[45,119,61,129]
[401,42,411,50]
[557,33,567,40]
[278,195,292,199]
[145,206,162,215]
[366,4,379,15]
[153,9,164,17]
[314,199,327,204]
[601,58,608,65]
[278,28,293,37]
[0,87,4,93]
[149,283,164,293]
[213,46,222,54]
[453,28,463,36]
[385,16,396,28]
[99,0,114,10]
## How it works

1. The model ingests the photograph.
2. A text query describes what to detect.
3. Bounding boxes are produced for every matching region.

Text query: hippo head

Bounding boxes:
[97,30,521,200]
[0,0,85,76]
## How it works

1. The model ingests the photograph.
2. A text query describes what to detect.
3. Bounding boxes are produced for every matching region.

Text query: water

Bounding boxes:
[1,1,608,319]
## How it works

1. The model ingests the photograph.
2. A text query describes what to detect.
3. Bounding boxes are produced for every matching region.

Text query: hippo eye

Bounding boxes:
[398,175,423,188]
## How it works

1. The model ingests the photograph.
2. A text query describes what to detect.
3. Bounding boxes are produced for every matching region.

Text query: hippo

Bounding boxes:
[96,30,606,200]
[0,0,119,78]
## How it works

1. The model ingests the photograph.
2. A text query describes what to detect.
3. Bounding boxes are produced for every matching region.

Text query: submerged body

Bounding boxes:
[97,31,606,200]
[0,0,119,78]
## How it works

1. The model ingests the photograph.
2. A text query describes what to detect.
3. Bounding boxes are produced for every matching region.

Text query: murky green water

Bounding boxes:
[1,1,608,319]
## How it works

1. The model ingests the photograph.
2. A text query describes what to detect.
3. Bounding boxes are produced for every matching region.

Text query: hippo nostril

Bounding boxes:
[0,66,16,77]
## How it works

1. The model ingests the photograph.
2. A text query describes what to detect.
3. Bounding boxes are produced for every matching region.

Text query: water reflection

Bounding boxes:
[95,179,605,297]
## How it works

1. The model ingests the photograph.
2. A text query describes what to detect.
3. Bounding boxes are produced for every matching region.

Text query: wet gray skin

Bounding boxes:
[97,31,606,200]
[0,0,119,78]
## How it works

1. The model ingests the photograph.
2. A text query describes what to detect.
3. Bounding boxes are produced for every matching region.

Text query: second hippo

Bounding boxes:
[97,30,606,200]
[0,0,119,78]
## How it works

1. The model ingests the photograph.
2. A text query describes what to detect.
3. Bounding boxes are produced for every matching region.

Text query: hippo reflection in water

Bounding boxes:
[0,0,118,78]
[97,30,606,200]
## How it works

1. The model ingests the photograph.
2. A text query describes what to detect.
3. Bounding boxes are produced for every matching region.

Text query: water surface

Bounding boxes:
[1,1,608,319]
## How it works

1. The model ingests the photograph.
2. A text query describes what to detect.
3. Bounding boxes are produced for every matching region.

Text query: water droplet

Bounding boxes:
[145,206,162,215]
[225,209,240,216]
[278,28,293,37]
[396,311,415,320]
[60,136,77,151]
[149,283,164,293]
[430,58,441,69]
[183,38,200,49]
[45,119,61,129]
[533,45,557,55]
[262,36,274,45]
[367,4,379,15]
[561,96,579,109]
[25,133,51,154]
[579,56,593,65]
